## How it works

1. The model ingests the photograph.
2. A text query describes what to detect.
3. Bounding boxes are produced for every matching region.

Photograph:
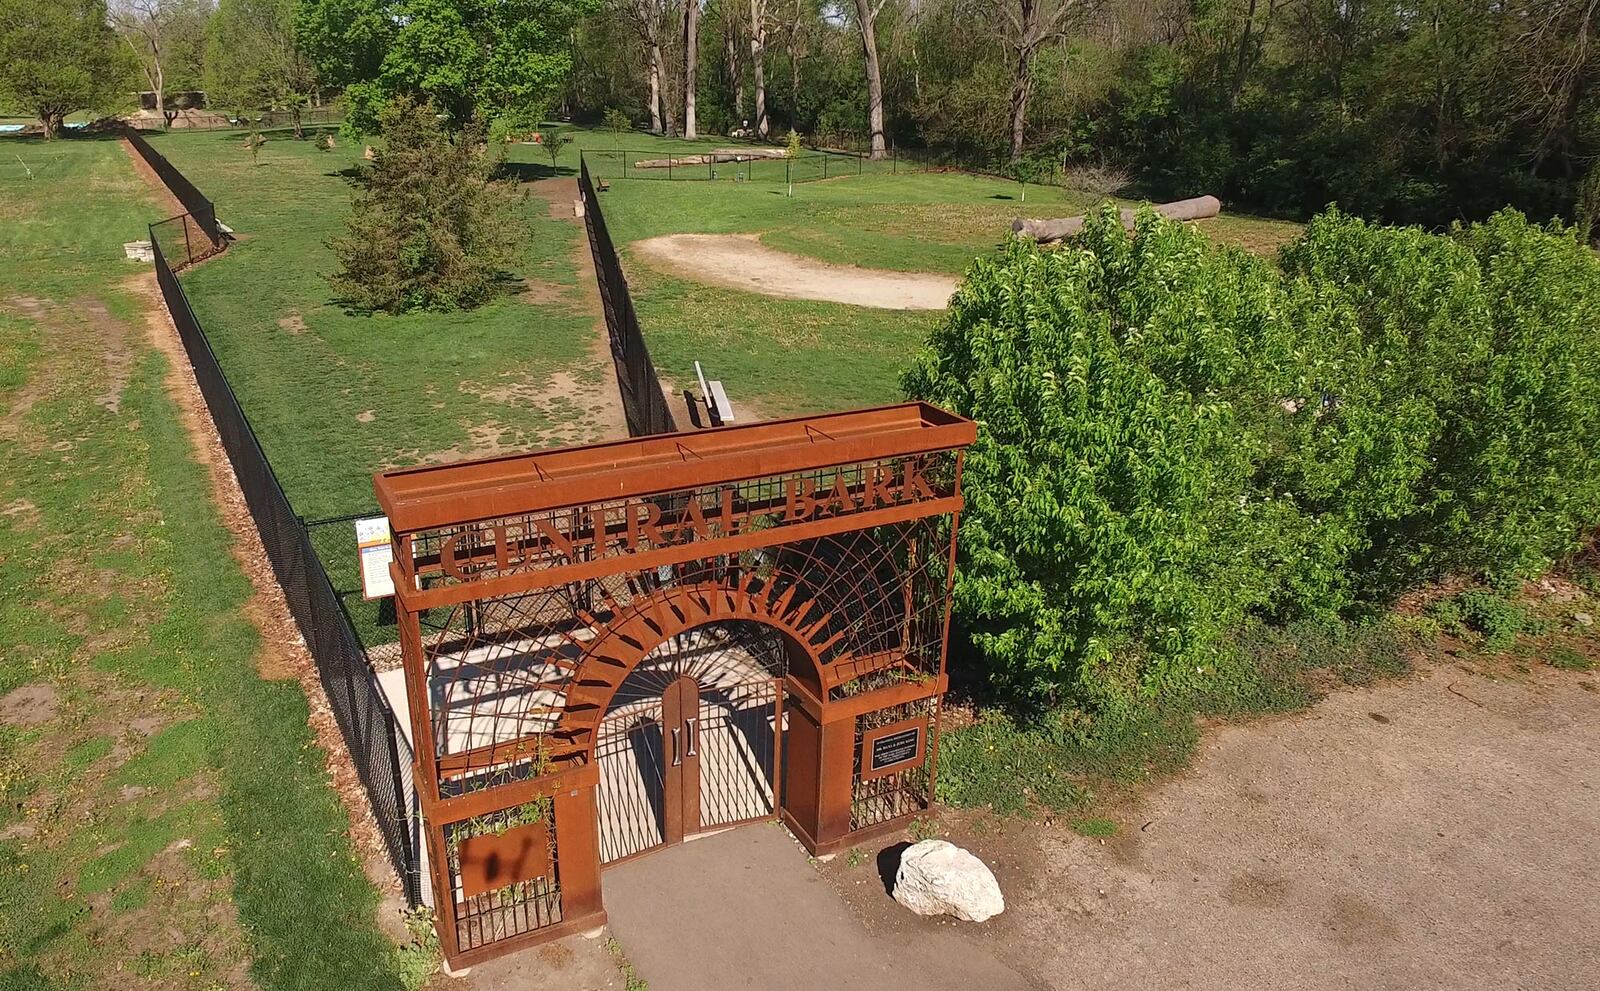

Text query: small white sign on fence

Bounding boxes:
[355,515,395,600]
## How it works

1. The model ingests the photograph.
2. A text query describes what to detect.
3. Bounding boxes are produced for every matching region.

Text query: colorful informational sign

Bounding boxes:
[355,515,395,600]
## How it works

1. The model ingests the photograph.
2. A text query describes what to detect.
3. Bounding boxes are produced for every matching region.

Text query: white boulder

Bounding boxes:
[892,839,1004,922]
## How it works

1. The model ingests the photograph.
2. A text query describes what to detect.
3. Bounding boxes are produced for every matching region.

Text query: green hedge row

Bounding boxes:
[905,206,1600,711]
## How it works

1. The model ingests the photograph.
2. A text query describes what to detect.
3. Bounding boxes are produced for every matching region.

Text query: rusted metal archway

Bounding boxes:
[374,402,974,967]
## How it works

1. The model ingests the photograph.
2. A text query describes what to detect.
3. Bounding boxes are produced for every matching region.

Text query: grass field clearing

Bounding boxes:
[0,134,420,991]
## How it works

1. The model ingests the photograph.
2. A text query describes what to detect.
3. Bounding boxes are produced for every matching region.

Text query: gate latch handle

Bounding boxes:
[684,718,698,758]
[671,727,682,767]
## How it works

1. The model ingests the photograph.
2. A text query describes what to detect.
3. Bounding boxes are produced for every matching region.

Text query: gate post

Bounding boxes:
[553,783,605,928]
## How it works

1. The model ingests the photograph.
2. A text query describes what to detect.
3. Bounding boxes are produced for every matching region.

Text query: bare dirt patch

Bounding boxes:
[277,312,309,336]
[1,296,57,442]
[821,664,1600,990]
[0,682,60,727]
[631,233,958,309]
[80,297,134,413]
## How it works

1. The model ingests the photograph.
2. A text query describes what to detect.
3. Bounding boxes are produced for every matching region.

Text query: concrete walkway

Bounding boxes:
[602,824,1034,991]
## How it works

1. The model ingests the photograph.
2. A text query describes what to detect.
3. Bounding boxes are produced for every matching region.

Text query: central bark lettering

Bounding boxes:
[437,459,940,581]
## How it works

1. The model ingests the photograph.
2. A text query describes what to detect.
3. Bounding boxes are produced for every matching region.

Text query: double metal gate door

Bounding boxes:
[596,676,782,864]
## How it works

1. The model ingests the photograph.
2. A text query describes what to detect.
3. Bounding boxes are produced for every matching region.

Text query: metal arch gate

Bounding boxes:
[374,403,975,968]
[597,672,784,865]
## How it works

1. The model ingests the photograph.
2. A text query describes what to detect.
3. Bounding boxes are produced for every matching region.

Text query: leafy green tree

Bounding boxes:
[294,0,392,89]
[205,0,318,137]
[604,106,631,144]
[904,209,1333,710]
[540,125,573,171]
[300,0,597,136]
[0,0,136,137]
[329,98,527,314]
[907,203,1600,712]
[110,0,211,124]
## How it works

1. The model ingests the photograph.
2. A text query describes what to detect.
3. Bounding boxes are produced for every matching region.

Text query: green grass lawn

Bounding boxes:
[147,128,628,645]
[0,136,421,989]
[542,127,1303,418]
[150,128,612,522]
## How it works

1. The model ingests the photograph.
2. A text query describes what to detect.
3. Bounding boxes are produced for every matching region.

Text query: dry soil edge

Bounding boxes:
[629,233,958,310]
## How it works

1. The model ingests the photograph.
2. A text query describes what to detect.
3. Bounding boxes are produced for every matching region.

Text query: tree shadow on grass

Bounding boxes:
[499,161,576,182]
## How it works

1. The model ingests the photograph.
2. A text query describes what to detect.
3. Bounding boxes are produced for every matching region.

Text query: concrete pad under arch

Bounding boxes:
[600,824,1032,991]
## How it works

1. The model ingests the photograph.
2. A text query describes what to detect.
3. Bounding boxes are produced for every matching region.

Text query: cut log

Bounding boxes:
[1012,195,1222,243]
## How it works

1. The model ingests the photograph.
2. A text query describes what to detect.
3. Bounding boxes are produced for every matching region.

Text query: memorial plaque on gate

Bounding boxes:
[860,718,926,781]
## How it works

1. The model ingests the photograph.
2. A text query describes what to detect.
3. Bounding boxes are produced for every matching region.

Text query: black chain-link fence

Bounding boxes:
[150,228,423,906]
[579,147,863,184]
[123,129,228,246]
[579,155,678,436]
[148,209,225,271]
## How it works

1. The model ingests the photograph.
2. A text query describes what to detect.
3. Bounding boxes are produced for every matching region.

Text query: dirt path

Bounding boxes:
[525,175,630,442]
[630,233,958,310]
[822,664,1600,990]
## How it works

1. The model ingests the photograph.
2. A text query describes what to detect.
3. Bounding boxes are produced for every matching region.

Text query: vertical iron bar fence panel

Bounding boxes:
[147,233,422,906]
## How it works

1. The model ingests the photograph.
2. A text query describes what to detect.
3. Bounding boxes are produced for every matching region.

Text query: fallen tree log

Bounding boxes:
[1012,195,1222,242]
[633,147,790,169]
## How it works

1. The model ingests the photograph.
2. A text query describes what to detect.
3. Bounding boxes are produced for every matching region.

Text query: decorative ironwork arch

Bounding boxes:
[560,567,860,758]
[373,403,975,968]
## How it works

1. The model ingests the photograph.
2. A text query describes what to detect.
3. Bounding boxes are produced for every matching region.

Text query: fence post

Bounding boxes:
[668,156,672,180]
[823,155,829,180]
[182,215,193,267]
[858,152,863,176]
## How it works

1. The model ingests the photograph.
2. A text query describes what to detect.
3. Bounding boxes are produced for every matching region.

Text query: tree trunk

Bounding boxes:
[855,0,887,159]
[684,0,699,139]
[750,0,769,139]
[648,42,665,133]
[39,108,62,140]
[1011,196,1222,242]
[789,41,801,130]
[726,32,745,124]
[1229,0,1260,108]
[1008,49,1031,162]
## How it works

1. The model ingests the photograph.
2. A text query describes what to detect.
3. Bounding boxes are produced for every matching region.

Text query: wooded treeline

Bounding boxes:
[569,0,1600,228]
[6,0,1595,229]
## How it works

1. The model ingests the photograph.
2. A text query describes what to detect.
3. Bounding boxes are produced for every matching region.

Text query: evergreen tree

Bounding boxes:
[328,98,527,314]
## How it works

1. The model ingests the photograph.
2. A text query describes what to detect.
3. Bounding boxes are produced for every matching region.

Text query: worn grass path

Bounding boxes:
[0,135,419,991]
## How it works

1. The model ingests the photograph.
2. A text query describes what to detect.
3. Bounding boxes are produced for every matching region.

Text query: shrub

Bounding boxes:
[328,97,525,314]
[1281,209,1600,586]
[908,204,1600,714]
[905,210,1335,710]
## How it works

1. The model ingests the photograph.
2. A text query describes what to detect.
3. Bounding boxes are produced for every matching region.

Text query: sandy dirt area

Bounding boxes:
[629,233,958,309]
[822,663,1600,990]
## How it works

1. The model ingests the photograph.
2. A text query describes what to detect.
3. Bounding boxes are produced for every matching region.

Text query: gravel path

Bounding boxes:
[630,233,958,310]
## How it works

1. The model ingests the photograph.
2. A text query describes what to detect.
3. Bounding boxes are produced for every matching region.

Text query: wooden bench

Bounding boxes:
[597,179,611,192]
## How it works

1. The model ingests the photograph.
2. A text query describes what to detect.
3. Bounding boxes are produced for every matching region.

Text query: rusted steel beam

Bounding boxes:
[375,401,975,533]
[392,495,963,610]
